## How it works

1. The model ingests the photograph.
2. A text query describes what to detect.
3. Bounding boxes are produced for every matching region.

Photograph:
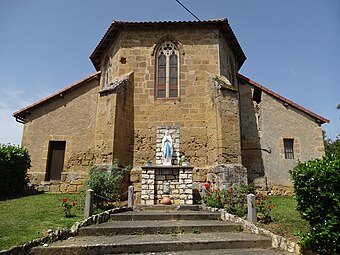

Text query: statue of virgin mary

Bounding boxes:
[162,130,173,165]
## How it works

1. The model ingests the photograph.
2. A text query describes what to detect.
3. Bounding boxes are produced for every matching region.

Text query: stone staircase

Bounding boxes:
[31,206,291,254]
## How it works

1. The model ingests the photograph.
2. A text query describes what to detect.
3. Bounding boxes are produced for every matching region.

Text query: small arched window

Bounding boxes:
[104,59,110,86]
[156,42,179,98]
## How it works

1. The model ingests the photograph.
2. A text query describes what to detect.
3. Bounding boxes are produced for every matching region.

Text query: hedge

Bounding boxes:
[290,155,340,254]
[0,144,31,194]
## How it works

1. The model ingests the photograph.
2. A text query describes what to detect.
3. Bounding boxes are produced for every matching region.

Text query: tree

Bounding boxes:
[325,136,340,156]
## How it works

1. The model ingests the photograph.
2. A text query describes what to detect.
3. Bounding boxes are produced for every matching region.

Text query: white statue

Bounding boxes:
[162,130,173,165]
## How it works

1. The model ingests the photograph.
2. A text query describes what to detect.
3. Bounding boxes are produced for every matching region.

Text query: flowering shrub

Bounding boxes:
[85,160,131,208]
[61,198,76,217]
[255,193,274,223]
[203,184,255,217]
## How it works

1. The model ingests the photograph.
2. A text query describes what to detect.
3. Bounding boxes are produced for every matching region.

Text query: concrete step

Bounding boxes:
[134,205,201,211]
[79,220,242,236]
[110,211,221,221]
[31,232,272,255]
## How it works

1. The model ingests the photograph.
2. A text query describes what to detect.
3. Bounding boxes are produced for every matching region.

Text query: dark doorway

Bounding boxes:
[46,141,66,181]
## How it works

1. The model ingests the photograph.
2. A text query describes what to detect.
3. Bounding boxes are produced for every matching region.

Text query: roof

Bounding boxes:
[90,18,246,71]
[237,73,330,124]
[13,71,101,122]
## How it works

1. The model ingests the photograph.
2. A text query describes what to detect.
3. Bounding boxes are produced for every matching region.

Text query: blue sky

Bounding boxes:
[0,0,339,145]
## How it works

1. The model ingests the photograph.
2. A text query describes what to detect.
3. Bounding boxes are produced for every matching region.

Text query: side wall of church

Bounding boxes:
[240,81,325,194]
[21,78,99,192]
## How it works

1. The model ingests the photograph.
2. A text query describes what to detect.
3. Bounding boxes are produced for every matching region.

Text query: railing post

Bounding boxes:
[84,189,94,218]
[247,193,257,223]
[128,185,134,208]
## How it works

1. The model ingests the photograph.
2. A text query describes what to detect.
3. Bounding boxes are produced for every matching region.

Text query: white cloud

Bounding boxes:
[0,108,23,145]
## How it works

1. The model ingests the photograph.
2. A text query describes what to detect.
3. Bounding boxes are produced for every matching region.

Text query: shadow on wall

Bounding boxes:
[239,82,266,190]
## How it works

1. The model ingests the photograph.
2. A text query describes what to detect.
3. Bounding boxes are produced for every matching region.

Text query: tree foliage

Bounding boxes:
[323,131,340,157]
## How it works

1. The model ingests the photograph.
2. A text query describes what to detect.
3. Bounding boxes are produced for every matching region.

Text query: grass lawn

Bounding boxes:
[0,193,84,250]
[256,196,309,243]
[0,194,308,251]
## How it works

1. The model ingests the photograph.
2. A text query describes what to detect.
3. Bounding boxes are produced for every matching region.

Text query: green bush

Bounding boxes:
[0,144,31,194]
[86,161,130,207]
[290,155,340,254]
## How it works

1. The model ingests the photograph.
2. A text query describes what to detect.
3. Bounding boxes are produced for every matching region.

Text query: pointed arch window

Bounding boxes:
[156,42,179,98]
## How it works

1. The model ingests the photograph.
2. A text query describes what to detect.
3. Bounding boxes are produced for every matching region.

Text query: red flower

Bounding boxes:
[204,183,210,189]
[63,198,68,203]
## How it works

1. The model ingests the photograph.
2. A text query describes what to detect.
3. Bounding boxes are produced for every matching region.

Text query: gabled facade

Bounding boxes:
[238,74,328,194]
[13,19,328,197]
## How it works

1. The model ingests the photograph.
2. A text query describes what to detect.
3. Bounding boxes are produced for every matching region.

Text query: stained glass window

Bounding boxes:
[156,41,179,98]
[157,53,166,98]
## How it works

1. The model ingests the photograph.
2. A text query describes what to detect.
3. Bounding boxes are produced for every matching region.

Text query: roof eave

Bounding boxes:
[237,73,330,124]
[13,71,101,121]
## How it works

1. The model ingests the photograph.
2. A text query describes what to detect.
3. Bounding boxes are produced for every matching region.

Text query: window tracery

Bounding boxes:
[156,42,179,98]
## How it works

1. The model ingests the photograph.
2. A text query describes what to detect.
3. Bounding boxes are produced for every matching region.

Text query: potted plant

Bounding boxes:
[145,159,152,166]
[179,155,190,166]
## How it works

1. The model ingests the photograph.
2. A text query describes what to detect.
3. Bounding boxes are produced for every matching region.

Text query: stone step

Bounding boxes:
[31,232,272,255]
[134,205,201,211]
[110,211,221,221]
[79,220,241,236]
[138,248,292,255]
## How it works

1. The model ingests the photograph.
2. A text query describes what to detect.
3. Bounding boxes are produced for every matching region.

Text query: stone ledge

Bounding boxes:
[141,165,193,170]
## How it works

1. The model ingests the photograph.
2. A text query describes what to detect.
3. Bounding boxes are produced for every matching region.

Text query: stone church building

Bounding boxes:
[13,19,328,203]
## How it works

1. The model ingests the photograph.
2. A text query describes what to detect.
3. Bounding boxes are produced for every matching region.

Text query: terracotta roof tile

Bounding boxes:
[13,71,101,120]
[237,73,330,124]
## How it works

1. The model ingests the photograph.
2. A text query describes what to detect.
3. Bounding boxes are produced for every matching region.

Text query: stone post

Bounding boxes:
[84,189,94,218]
[128,185,134,208]
[201,185,207,205]
[247,193,257,223]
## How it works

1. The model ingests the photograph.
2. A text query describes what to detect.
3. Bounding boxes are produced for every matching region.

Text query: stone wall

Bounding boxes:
[239,84,265,184]
[101,26,241,170]
[22,77,100,192]
[141,166,193,205]
[207,164,248,191]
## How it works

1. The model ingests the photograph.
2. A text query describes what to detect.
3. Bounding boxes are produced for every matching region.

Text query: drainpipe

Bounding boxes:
[15,116,25,124]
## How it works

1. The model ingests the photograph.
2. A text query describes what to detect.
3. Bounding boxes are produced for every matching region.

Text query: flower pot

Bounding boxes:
[161,196,172,205]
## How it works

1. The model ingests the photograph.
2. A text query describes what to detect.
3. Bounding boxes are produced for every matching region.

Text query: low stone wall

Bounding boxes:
[0,207,132,255]
[207,164,248,190]
[141,166,193,205]
[268,185,294,196]
[205,207,300,254]
[32,172,87,193]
